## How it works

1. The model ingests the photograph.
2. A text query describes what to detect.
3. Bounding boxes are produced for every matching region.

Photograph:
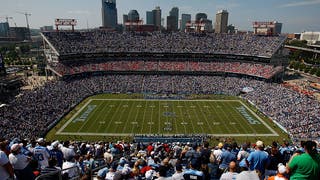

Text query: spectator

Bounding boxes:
[32,138,50,170]
[0,141,14,180]
[287,140,320,180]
[219,161,238,180]
[267,163,288,180]
[8,144,34,180]
[246,140,269,179]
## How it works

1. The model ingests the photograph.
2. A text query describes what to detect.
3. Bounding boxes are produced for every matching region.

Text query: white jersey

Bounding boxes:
[33,145,50,169]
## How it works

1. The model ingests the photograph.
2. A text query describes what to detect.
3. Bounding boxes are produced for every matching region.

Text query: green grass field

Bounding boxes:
[46,94,289,144]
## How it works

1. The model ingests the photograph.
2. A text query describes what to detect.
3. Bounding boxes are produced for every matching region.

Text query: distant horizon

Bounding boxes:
[1,0,320,33]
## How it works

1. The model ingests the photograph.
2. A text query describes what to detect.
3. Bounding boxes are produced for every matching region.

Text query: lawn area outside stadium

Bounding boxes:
[46,94,289,144]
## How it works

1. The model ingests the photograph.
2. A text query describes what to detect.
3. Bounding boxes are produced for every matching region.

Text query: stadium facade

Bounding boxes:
[41,30,287,82]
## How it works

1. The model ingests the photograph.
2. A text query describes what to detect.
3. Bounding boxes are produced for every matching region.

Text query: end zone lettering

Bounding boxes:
[73,105,96,123]
[236,106,261,124]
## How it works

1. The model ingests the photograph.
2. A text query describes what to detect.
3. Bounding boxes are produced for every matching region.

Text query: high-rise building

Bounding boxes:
[146,11,154,25]
[128,10,140,22]
[167,7,178,31]
[0,22,10,37]
[152,6,161,30]
[101,0,118,28]
[123,15,128,24]
[274,21,282,35]
[196,13,207,21]
[215,10,228,33]
[180,14,191,32]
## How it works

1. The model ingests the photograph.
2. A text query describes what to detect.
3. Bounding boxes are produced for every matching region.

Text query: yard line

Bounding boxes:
[139,100,148,134]
[94,100,113,133]
[77,100,105,133]
[196,101,214,133]
[122,101,137,134]
[149,101,155,133]
[158,101,161,134]
[105,100,125,132]
[183,101,196,134]
[176,101,184,134]
[190,102,204,133]
[207,101,232,134]
[219,102,239,133]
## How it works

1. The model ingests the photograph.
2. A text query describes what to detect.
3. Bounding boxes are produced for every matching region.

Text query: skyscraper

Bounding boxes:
[146,11,154,25]
[0,22,10,37]
[180,14,191,32]
[123,14,128,24]
[101,0,118,28]
[215,10,228,33]
[195,13,207,21]
[152,6,161,30]
[128,10,140,22]
[167,7,178,31]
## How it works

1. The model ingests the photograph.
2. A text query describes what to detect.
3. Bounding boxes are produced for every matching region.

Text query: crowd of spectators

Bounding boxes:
[0,75,319,141]
[48,61,283,79]
[1,137,319,180]
[43,31,286,58]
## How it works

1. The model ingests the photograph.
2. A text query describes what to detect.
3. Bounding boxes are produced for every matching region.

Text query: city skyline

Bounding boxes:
[1,0,320,33]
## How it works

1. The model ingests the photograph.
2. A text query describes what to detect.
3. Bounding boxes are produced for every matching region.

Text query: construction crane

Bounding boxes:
[16,11,31,29]
[0,16,13,23]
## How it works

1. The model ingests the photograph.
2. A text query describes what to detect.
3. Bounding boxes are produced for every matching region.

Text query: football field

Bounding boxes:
[55,96,279,137]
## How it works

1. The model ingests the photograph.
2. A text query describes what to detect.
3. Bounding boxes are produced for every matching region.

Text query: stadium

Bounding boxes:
[2,29,320,180]
[33,30,293,143]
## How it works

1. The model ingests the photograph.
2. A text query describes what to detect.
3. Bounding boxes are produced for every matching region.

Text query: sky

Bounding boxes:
[1,0,320,33]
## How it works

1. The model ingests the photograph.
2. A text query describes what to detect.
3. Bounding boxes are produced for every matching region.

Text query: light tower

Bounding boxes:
[16,11,31,40]
[17,11,31,30]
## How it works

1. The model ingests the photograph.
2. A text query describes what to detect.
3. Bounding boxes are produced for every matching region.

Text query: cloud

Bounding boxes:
[279,0,320,8]
[67,10,91,15]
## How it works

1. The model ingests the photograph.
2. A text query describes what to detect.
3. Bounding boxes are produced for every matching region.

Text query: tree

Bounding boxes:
[304,66,311,73]
[310,68,317,75]
[299,63,306,71]
[316,68,320,77]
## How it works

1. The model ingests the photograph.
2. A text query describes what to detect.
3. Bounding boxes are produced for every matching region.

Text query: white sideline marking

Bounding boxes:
[56,98,279,137]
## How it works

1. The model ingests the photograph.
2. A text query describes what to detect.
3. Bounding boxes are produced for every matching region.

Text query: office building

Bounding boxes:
[146,11,154,25]
[128,10,140,22]
[101,0,118,28]
[0,22,10,37]
[152,6,161,30]
[123,15,128,24]
[167,7,178,31]
[196,13,207,21]
[180,14,191,32]
[215,10,228,33]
